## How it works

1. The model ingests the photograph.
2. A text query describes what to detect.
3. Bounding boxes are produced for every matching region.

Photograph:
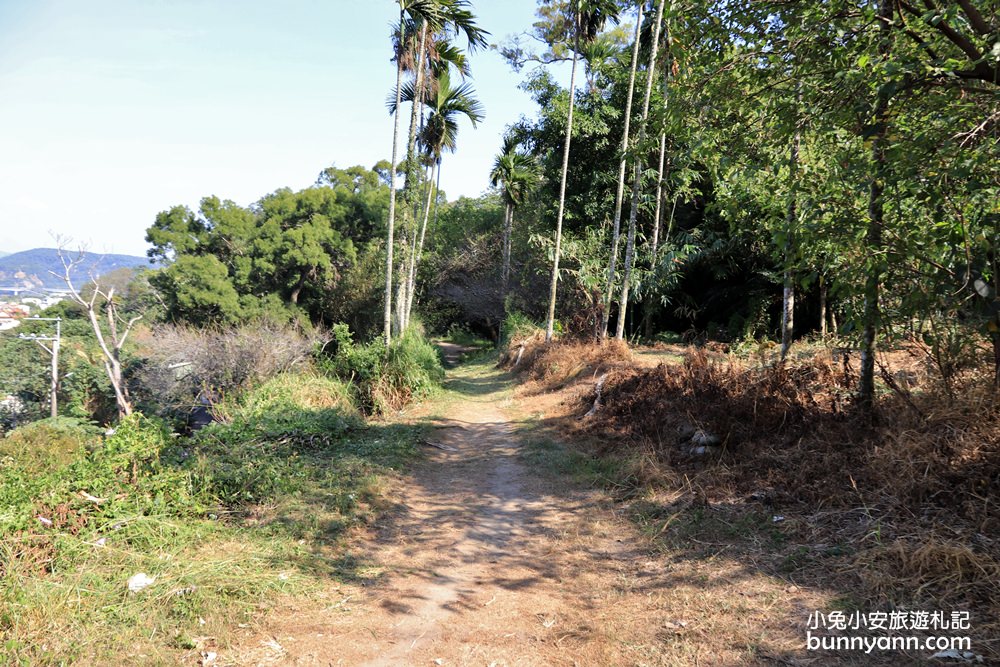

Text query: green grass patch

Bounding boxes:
[521,437,626,488]
[442,325,493,350]
[322,324,445,414]
[0,372,423,664]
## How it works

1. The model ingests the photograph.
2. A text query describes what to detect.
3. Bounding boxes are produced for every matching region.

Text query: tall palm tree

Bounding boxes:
[544,0,621,343]
[490,134,539,304]
[394,68,484,326]
[385,1,440,345]
[384,0,486,345]
[616,0,665,341]
[601,0,644,340]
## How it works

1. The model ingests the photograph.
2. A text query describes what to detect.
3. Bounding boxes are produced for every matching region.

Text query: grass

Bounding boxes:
[501,337,1000,663]
[442,325,493,350]
[0,373,427,665]
[522,437,626,488]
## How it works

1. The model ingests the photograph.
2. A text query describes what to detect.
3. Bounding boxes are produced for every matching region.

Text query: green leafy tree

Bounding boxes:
[490,134,540,303]
[152,255,243,324]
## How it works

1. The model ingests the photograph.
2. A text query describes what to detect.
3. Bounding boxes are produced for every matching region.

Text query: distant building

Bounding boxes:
[0,303,30,330]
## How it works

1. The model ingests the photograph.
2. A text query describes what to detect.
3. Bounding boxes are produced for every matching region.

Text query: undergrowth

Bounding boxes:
[0,372,422,664]
[322,324,445,414]
[508,336,1000,662]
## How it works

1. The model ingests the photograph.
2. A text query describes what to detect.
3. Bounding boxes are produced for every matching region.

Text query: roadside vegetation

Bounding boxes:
[0,352,436,664]
[500,318,1000,661]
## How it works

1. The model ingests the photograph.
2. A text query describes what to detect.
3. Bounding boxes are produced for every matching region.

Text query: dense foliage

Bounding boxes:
[146,164,391,328]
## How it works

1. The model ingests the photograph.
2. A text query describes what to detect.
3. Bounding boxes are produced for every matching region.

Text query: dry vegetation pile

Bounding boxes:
[505,336,1000,659]
[500,331,633,390]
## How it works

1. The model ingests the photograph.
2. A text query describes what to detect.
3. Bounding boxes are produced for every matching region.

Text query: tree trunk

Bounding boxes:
[651,132,666,258]
[780,124,799,362]
[819,275,828,339]
[431,160,443,237]
[290,273,306,305]
[384,11,407,345]
[86,308,132,417]
[859,0,893,413]
[544,33,581,343]
[502,201,513,301]
[600,3,644,340]
[395,256,408,336]
[405,24,429,182]
[405,159,437,325]
[397,21,429,334]
[617,0,666,342]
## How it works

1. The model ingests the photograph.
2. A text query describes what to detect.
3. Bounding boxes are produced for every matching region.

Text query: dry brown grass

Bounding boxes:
[500,334,633,392]
[508,338,1000,662]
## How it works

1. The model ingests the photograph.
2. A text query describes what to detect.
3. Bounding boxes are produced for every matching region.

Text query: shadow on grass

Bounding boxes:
[160,407,439,587]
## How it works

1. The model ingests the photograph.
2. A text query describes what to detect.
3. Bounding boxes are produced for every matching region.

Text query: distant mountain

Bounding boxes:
[0,251,9,259]
[0,248,153,291]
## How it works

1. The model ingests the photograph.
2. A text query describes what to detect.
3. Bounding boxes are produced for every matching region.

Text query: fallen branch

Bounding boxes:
[584,372,607,418]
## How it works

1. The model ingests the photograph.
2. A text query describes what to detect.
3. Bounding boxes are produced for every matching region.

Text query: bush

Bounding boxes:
[184,373,362,506]
[133,321,322,418]
[0,369,416,663]
[322,324,444,414]
[500,311,543,348]
[0,414,196,537]
[0,417,103,475]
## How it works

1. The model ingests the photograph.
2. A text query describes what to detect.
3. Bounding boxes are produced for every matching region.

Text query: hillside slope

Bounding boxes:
[0,248,152,290]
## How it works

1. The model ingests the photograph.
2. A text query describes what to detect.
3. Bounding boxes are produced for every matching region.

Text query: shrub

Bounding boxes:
[0,414,196,537]
[321,323,444,414]
[0,417,103,475]
[500,311,543,348]
[133,321,322,417]
[184,373,362,506]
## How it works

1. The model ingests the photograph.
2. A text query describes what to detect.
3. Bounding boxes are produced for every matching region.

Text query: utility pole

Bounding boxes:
[18,317,61,418]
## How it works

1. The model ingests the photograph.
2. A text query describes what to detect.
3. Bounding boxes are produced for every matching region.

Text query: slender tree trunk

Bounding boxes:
[397,21,429,333]
[430,159,443,238]
[617,0,666,341]
[395,256,408,335]
[819,274,828,339]
[859,0,893,413]
[403,163,430,327]
[651,132,666,257]
[406,24,429,181]
[406,159,437,324]
[601,3,644,340]
[644,134,668,344]
[502,201,514,301]
[544,33,581,343]
[85,308,132,416]
[780,125,800,362]
[384,12,407,346]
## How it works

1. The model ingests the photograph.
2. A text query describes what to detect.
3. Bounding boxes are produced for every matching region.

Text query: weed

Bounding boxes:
[0,369,423,663]
[322,324,444,414]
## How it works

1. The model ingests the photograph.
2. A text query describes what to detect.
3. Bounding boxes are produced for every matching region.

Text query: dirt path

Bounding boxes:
[232,355,689,666]
[231,353,826,666]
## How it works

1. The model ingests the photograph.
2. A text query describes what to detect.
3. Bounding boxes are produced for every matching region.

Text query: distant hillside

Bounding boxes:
[0,251,9,259]
[0,248,153,290]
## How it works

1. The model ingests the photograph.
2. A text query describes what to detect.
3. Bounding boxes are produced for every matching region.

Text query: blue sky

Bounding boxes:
[0,0,551,256]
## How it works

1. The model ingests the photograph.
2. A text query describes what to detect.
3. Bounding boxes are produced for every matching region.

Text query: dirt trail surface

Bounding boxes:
[232,348,818,666]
